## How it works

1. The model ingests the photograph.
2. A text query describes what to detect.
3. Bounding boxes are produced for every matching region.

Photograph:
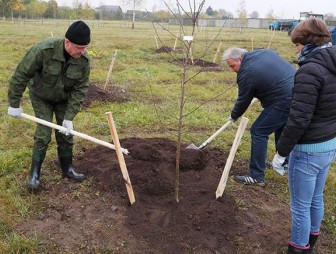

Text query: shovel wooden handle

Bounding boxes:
[105,112,135,205]
[198,98,259,150]
[20,113,129,155]
[198,120,232,150]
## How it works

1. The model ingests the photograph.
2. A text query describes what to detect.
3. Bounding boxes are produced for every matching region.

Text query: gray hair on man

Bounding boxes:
[222,47,248,61]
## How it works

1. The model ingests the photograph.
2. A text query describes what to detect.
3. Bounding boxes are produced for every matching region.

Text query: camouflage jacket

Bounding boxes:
[8,37,90,120]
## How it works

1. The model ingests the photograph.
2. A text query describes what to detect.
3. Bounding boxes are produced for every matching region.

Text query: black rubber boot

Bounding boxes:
[287,243,310,254]
[59,155,85,181]
[27,159,43,190]
[308,233,319,254]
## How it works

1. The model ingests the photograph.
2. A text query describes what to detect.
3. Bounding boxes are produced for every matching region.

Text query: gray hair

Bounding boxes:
[222,47,248,61]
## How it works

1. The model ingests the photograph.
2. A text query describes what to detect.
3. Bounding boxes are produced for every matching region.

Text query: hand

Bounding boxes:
[60,120,73,136]
[228,116,237,122]
[272,153,286,176]
[8,106,23,118]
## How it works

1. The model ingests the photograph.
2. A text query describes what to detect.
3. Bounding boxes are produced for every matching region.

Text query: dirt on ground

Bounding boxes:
[14,85,334,254]
[155,46,223,72]
[15,137,334,254]
[82,84,129,108]
[175,58,223,72]
[155,46,176,53]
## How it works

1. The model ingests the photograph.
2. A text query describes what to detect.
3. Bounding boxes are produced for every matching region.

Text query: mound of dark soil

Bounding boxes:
[176,58,223,72]
[155,46,174,53]
[15,138,334,253]
[83,84,129,108]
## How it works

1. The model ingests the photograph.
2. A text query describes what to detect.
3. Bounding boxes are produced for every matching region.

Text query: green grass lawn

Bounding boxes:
[0,19,335,252]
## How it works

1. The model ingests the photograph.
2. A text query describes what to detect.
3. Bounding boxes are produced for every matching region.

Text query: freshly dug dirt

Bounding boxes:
[155,46,175,53]
[82,84,129,108]
[154,46,222,71]
[15,138,335,253]
[176,58,223,72]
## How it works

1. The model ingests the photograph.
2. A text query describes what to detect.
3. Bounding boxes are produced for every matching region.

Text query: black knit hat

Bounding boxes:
[65,21,90,46]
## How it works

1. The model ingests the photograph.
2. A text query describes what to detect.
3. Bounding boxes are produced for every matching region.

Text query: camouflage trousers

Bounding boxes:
[29,92,74,160]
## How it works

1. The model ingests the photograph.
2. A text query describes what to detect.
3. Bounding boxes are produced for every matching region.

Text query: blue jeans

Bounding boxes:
[288,149,336,247]
[249,101,290,181]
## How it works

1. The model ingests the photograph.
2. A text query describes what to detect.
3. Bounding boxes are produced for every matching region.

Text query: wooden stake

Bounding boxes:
[267,29,275,49]
[251,37,254,50]
[103,50,118,91]
[189,42,194,64]
[154,34,159,49]
[213,41,222,63]
[216,117,249,199]
[173,33,179,50]
[105,112,135,205]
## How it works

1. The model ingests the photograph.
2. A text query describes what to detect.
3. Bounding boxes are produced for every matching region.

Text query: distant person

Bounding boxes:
[7,21,91,190]
[272,18,336,253]
[222,47,295,186]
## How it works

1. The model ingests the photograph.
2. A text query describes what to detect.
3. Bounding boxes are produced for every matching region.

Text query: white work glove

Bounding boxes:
[8,106,23,118]
[228,116,237,122]
[272,153,286,176]
[60,120,73,136]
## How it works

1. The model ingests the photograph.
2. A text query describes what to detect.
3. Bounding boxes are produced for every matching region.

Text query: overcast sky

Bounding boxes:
[56,0,335,19]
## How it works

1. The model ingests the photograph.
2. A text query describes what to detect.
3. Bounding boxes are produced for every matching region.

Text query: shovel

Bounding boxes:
[187,98,259,150]
[187,119,232,150]
[20,113,129,155]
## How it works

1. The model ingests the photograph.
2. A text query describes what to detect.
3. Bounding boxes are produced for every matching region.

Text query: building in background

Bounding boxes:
[95,5,123,20]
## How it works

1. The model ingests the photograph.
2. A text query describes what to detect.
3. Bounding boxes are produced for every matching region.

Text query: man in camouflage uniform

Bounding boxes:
[7,21,91,190]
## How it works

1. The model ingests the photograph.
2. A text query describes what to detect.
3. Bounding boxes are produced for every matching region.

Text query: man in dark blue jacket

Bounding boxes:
[222,47,295,185]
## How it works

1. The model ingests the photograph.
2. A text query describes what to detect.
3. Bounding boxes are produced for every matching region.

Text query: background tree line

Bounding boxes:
[0,0,335,22]
[0,0,95,20]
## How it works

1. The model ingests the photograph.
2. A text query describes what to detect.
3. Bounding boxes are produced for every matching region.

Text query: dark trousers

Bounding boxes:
[249,100,290,181]
[29,92,73,159]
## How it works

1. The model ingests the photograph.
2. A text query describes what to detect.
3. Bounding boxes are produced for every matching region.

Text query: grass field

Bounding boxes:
[0,19,335,253]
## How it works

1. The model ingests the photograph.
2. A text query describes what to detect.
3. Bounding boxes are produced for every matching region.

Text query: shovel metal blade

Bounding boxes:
[186,143,200,150]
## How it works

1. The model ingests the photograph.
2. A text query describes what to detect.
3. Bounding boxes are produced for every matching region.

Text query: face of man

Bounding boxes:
[226,58,242,73]
[64,38,88,58]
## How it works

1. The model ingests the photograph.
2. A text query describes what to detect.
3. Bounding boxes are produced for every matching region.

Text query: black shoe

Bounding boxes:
[234,175,265,186]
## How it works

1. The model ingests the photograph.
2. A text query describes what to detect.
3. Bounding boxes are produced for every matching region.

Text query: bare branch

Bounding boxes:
[177,0,192,20]
[163,1,185,34]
